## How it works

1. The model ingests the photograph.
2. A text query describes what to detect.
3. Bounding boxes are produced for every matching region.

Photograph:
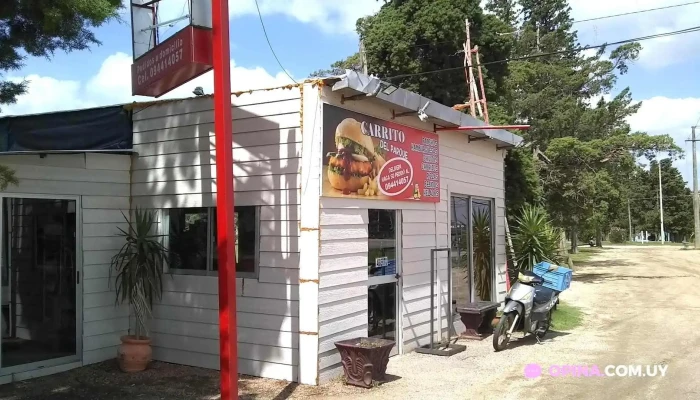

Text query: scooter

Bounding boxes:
[493,270,560,351]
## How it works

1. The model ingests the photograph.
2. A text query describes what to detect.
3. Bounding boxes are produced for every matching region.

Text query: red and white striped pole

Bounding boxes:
[211,0,237,398]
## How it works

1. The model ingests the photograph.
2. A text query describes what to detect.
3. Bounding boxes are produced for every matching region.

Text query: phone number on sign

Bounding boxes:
[382,165,411,190]
[135,39,185,85]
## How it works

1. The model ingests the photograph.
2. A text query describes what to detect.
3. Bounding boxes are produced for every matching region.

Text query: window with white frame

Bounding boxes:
[164,206,259,278]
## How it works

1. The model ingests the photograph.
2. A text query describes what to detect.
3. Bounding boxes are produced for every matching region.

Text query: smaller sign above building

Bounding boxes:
[131,26,213,97]
[322,104,440,203]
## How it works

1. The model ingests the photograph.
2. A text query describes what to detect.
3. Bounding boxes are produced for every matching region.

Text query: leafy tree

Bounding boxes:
[505,147,543,219]
[312,0,686,254]
[543,135,681,252]
[0,0,122,112]
[0,0,120,189]
[629,160,694,241]
[352,0,513,107]
[493,1,642,149]
[485,0,519,26]
[490,0,663,251]
[654,160,693,241]
[309,53,362,78]
[0,164,17,189]
[608,227,626,244]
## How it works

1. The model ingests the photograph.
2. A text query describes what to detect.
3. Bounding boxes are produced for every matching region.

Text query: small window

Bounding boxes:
[212,207,258,274]
[166,206,259,278]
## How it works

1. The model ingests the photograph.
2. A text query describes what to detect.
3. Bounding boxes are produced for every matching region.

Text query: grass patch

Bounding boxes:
[552,302,583,331]
[604,241,683,246]
[569,247,602,265]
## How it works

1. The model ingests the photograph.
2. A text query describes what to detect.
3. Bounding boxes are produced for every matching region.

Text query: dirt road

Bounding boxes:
[322,246,700,400]
[1,246,694,400]
[487,246,700,400]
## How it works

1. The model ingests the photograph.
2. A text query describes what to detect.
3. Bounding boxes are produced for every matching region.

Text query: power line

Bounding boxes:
[253,0,297,83]
[499,2,700,36]
[377,3,700,51]
[385,25,700,81]
[160,0,190,38]
[573,1,700,24]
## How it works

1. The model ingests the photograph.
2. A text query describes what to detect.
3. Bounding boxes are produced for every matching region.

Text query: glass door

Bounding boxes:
[450,196,471,316]
[367,209,400,356]
[1,197,80,373]
[450,195,495,307]
[472,198,494,302]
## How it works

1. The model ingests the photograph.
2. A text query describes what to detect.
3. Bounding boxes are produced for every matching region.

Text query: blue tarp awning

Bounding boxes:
[0,105,132,152]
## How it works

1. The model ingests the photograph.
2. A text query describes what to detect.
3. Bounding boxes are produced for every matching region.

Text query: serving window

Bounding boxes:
[163,206,259,278]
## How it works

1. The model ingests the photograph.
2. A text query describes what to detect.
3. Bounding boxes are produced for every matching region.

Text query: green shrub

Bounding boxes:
[608,227,627,244]
[511,205,562,272]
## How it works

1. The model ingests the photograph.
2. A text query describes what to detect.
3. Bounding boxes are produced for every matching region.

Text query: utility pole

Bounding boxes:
[461,18,486,120]
[628,198,633,242]
[360,38,368,75]
[658,157,665,244]
[692,126,700,249]
[212,0,238,397]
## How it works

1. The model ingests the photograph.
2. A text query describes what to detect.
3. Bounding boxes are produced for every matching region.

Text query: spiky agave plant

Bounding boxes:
[110,209,167,339]
[512,205,562,272]
[472,209,492,301]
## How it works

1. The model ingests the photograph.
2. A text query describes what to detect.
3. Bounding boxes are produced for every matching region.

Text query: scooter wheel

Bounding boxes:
[493,313,513,352]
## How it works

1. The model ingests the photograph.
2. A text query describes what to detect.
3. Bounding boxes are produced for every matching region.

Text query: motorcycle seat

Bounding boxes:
[534,286,556,305]
[519,270,544,286]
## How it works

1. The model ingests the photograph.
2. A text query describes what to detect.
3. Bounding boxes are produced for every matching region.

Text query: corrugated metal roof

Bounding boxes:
[330,70,523,147]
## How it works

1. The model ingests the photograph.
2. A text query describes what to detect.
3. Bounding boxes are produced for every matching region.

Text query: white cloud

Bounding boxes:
[131,0,700,51]
[150,0,381,36]
[568,0,700,69]
[627,96,700,186]
[2,51,295,116]
[235,0,381,35]
[3,76,96,115]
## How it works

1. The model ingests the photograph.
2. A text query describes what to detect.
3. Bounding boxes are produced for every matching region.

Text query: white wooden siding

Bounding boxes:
[0,153,131,366]
[317,206,369,383]
[131,88,302,381]
[318,90,508,358]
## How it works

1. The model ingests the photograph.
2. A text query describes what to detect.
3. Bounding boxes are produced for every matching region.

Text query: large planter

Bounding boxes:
[456,301,499,340]
[117,335,152,372]
[335,337,395,388]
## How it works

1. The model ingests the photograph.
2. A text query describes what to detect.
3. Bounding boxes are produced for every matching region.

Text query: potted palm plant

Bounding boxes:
[110,209,168,372]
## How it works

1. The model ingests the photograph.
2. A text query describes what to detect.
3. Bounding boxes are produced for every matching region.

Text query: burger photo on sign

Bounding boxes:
[325,118,385,198]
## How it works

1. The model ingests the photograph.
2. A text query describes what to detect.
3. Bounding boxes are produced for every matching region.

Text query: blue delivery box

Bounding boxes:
[533,262,572,292]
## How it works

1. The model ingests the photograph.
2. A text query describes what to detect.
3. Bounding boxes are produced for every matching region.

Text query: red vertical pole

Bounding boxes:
[211,0,237,398]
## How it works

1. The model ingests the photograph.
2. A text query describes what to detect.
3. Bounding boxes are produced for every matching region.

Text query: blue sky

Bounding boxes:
[3,0,700,185]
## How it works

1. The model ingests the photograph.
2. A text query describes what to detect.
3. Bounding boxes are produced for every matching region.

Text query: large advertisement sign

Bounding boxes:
[322,104,440,203]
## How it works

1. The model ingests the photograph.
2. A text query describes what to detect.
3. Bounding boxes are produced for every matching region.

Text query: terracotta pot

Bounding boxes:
[491,316,501,329]
[117,335,152,372]
[335,337,395,388]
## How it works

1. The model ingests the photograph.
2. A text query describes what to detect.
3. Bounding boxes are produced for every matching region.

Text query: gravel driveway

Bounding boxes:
[324,246,700,400]
[0,246,696,399]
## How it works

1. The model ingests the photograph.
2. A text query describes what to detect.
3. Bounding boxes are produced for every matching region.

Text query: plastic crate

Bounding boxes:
[533,262,572,292]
